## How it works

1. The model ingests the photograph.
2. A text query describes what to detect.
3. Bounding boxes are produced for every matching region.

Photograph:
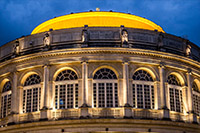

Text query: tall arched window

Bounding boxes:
[192,82,200,116]
[93,68,118,108]
[23,74,41,113]
[55,69,78,109]
[1,81,11,118]
[167,74,183,112]
[132,70,154,109]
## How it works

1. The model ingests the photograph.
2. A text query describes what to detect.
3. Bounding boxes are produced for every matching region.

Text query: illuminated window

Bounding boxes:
[132,70,154,109]
[167,75,183,112]
[55,70,78,109]
[1,81,12,118]
[93,68,118,108]
[23,74,41,113]
[192,82,200,116]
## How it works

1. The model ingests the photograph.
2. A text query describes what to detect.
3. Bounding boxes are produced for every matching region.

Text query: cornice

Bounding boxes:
[0,48,199,69]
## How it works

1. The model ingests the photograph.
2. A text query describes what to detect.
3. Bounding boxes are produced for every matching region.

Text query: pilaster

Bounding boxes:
[123,61,130,107]
[158,63,170,119]
[158,63,167,109]
[11,71,19,114]
[186,69,194,113]
[186,69,197,123]
[80,61,89,107]
[42,64,50,110]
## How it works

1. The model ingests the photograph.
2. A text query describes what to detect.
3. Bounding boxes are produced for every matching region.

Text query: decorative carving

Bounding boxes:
[159,62,165,68]
[13,41,20,55]
[121,29,128,44]
[186,44,191,57]
[43,32,51,48]
[82,29,89,43]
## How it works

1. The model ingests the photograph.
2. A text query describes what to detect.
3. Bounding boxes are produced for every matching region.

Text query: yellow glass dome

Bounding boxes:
[31,11,165,34]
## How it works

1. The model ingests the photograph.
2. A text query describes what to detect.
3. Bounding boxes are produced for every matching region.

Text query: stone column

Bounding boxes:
[123,61,132,118]
[40,64,50,120]
[186,69,194,113]
[80,61,89,118]
[158,63,167,109]
[158,63,169,119]
[186,69,197,123]
[11,71,18,114]
[123,61,130,107]
[18,86,23,114]
[42,64,50,109]
[81,61,88,107]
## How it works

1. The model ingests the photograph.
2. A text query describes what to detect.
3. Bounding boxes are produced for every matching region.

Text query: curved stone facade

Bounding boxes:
[0,16,200,132]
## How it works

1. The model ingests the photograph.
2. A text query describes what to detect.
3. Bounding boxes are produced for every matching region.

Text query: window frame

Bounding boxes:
[132,80,155,109]
[1,81,12,118]
[92,79,118,108]
[168,84,183,113]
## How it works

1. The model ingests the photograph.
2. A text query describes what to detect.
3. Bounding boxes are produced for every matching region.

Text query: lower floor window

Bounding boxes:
[132,83,154,109]
[1,94,11,118]
[55,83,78,109]
[23,88,41,113]
[193,92,200,116]
[169,87,183,112]
[93,82,118,108]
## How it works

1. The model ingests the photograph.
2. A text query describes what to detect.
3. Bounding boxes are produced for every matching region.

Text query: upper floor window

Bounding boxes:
[55,70,78,109]
[192,82,200,116]
[93,68,118,108]
[23,74,41,113]
[132,70,154,109]
[1,81,12,118]
[167,74,183,112]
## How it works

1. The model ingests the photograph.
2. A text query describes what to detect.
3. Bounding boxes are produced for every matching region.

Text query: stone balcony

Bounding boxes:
[0,107,199,127]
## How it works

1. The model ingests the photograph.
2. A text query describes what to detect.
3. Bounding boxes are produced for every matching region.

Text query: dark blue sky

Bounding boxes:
[0,0,200,47]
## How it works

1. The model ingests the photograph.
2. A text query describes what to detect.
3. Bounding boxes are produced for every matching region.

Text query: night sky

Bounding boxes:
[0,0,200,47]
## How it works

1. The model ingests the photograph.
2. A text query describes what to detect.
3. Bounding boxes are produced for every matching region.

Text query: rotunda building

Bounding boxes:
[0,11,200,133]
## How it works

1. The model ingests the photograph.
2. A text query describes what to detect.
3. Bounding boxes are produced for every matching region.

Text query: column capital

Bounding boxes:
[81,61,88,64]
[122,57,129,64]
[42,64,51,68]
[122,61,129,65]
[81,57,88,63]
[158,62,165,69]
[187,68,192,75]
[10,68,19,74]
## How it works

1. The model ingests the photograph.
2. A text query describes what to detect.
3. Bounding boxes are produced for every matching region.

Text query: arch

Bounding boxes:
[20,70,42,86]
[93,68,117,79]
[55,70,78,81]
[167,72,185,86]
[24,74,41,86]
[53,67,79,81]
[193,79,200,92]
[133,69,153,81]
[92,66,119,79]
[132,67,157,81]
[0,78,10,93]
[2,81,11,93]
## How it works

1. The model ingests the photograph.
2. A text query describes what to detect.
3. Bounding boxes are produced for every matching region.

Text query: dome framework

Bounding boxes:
[0,11,200,133]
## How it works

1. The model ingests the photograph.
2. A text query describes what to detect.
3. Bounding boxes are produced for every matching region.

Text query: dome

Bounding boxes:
[31,11,164,34]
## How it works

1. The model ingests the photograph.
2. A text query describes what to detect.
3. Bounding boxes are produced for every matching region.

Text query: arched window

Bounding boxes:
[167,74,183,112]
[132,70,154,109]
[55,70,78,109]
[192,82,200,116]
[93,68,118,108]
[1,81,12,118]
[23,74,41,113]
